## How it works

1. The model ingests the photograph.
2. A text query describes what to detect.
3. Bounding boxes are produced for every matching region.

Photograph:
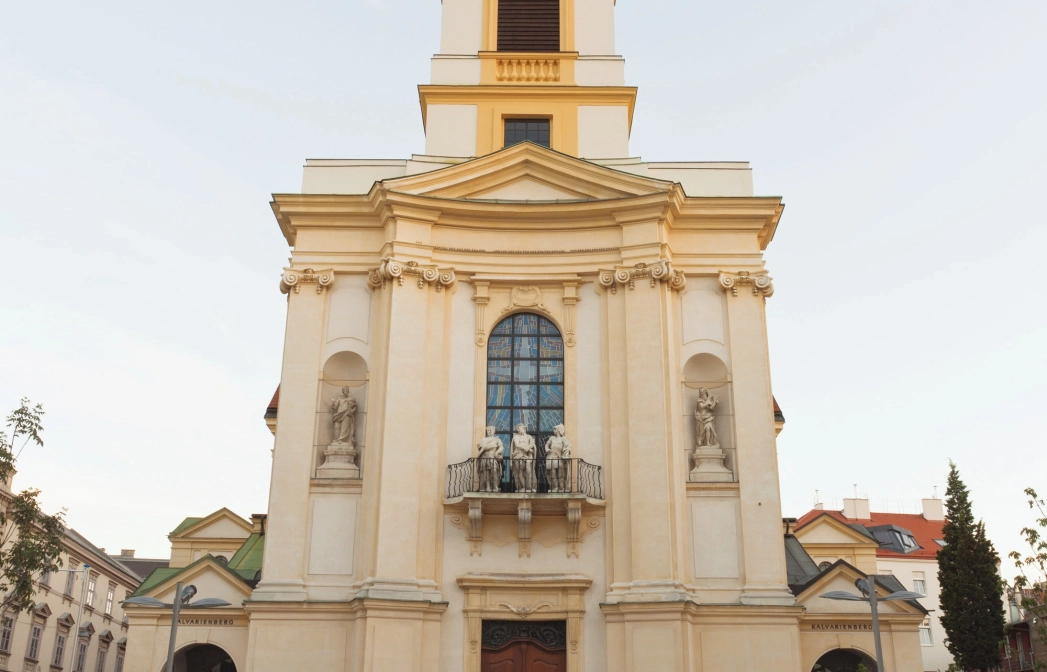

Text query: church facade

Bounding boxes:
[125,1,928,670]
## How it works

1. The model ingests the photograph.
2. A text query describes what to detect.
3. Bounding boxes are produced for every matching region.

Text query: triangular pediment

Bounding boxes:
[171,508,252,541]
[145,556,253,605]
[795,513,878,547]
[382,142,672,202]
[795,562,925,616]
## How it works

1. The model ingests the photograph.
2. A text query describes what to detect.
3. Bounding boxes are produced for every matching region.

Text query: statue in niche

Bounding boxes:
[689,386,732,482]
[544,424,573,493]
[476,426,505,493]
[330,387,358,447]
[510,424,537,493]
[694,387,720,450]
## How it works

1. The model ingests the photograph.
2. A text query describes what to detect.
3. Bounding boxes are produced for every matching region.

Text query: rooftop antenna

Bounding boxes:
[933,486,938,499]
[853,484,858,499]
[815,490,820,505]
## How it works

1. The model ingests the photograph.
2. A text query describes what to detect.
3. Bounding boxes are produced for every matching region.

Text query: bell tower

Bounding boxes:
[423,0,636,159]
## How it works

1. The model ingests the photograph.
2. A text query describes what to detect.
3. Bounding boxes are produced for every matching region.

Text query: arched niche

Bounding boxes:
[681,352,735,479]
[316,351,369,472]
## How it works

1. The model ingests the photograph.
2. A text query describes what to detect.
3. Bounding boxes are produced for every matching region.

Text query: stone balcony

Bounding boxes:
[444,458,605,557]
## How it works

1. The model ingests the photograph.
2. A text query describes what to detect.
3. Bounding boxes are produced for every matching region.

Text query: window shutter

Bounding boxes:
[497,0,560,53]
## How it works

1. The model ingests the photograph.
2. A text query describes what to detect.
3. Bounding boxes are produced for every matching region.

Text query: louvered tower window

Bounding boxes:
[497,0,560,52]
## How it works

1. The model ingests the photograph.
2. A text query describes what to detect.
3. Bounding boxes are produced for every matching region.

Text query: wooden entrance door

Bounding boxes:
[481,621,568,672]
[481,640,566,672]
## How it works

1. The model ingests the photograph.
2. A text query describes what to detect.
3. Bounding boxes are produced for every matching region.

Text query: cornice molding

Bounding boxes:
[719,271,774,298]
[367,258,456,291]
[280,268,335,295]
[598,259,686,294]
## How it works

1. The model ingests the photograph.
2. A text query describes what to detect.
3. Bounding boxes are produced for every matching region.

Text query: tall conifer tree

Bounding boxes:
[937,462,1005,670]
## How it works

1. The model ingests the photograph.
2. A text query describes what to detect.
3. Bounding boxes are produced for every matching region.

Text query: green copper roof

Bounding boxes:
[227,533,264,575]
[128,533,264,599]
[169,517,204,536]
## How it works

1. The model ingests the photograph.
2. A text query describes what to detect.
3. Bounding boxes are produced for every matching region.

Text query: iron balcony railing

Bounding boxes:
[447,458,603,500]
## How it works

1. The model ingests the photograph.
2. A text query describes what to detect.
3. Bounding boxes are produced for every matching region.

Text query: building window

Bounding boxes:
[919,625,933,646]
[912,571,926,594]
[86,575,97,608]
[486,313,564,490]
[818,561,832,572]
[95,648,107,672]
[114,652,124,672]
[27,624,43,660]
[53,632,68,668]
[504,119,550,149]
[0,617,13,652]
[105,585,115,615]
[65,568,77,596]
[41,568,51,587]
[497,0,560,52]
[74,640,88,672]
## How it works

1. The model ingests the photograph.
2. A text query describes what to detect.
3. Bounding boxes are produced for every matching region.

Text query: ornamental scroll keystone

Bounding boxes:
[367,258,456,292]
[280,268,334,294]
[719,271,774,298]
[598,260,687,294]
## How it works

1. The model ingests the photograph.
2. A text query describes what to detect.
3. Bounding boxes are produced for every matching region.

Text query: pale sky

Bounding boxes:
[2,0,1045,570]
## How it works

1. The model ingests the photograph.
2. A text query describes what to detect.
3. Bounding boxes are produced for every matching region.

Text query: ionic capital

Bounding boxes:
[598,259,687,294]
[719,271,774,298]
[367,257,456,292]
[280,268,335,294]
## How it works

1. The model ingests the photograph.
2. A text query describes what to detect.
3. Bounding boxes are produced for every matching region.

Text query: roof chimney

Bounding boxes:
[922,498,945,521]
[251,514,267,534]
[843,498,871,521]
[119,550,135,558]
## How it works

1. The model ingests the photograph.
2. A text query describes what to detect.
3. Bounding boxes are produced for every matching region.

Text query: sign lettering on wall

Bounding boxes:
[807,623,873,631]
[177,618,241,627]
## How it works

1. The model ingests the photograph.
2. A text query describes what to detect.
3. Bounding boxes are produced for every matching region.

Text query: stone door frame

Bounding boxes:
[458,573,591,672]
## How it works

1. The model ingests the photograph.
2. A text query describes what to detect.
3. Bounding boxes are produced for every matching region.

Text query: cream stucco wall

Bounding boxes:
[425,105,479,157]
[577,105,630,158]
[574,0,616,55]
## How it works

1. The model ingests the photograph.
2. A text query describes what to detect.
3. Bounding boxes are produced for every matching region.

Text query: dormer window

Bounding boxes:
[497,0,560,52]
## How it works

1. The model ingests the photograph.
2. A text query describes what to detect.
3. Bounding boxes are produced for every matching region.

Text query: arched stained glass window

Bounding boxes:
[487,313,565,489]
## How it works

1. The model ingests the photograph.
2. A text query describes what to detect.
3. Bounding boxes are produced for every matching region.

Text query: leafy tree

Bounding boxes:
[1008,487,1047,665]
[937,462,1006,671]
[0,399,65,615]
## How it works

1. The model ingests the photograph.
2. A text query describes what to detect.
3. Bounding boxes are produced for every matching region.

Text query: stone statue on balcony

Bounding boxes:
[544,424,572,493]
[511,424,537,493]
[476,426,505,493]
[331,387,358,447]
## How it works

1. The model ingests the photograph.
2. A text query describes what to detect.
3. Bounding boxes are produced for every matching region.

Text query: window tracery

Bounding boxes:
[486,314,564,491]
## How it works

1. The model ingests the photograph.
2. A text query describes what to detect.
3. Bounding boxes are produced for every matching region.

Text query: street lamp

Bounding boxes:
[124,582,231,672]
[820,575,925,672]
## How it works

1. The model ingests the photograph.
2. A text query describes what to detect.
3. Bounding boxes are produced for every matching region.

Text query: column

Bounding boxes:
[602,258,689,601]
[253,268,334,601]
[720,271,794,605]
